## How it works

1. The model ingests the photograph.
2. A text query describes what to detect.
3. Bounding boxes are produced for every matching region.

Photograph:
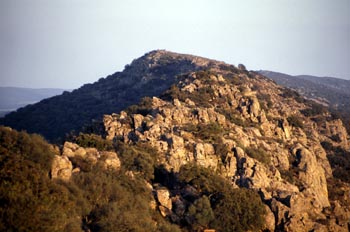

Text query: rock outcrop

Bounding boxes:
[51,142,120,180]
[102,69,350,231]
[51,155,73,180]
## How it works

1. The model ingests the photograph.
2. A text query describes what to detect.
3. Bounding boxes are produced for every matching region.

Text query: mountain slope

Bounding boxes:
[0,50,227,141]
[1,51,350,231]
[0,87,66,117]
[258,71,350,115]
[99,69,350,231]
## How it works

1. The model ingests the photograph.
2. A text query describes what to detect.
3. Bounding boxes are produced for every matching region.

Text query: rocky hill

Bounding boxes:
[0,50,224,141]
[1,51,350,231]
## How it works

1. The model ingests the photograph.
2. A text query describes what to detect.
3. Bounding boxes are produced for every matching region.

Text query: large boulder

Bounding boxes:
[51,155,73,180]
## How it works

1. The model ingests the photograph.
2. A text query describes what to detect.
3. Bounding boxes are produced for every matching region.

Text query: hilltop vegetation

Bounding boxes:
[0,126,266,231]
[0,51,214,141]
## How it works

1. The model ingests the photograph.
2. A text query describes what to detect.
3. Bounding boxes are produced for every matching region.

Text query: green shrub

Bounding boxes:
[211,188,266,232]
[116,142,158,181]
[245,146,271,165]
[257,93,273,111]
[0,127,181,232]
[183,122,224,143]
[178,165,266,232]
[74,133,114,151]
[280,88,305,103]
[301,103,327,117]
[217,108,247,127]
[126,96,153,116]
[179,164,226,195]
[287,115,304,128]
[160,73,216,107]
[188,196,214,231]
[322,142,350,183]
[0,127,80,231]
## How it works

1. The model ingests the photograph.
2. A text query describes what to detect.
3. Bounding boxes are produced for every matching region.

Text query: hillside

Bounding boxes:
[258,70,350,131]
[0,50,224,141]
[0,87,67,117]
[1,51,349,231]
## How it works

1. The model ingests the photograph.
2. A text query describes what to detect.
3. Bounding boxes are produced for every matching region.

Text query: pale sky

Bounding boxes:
[0,0,349,88]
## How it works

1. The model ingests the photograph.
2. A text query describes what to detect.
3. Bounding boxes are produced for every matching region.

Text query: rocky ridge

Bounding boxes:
[99,66,350,231]
[0,50,226,140]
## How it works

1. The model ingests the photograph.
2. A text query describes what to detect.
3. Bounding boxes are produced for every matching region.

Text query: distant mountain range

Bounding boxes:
[258,71,350,110]
[0,87,68,117]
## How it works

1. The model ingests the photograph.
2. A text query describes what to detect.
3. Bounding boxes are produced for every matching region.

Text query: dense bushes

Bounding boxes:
[245,146,271,165]
[0,126,80,231]
[182,122,224,143]
[287,115,304,128]
[116,141,158,181]
[321,141,350,183]
[0,127,179,231]
[161,71,218,107]
[280,88,306,103]
[73,133,114,151]
[178,164,266,232]
[0,126,267,231]
[125,97,153,116]
[301,103,327,117]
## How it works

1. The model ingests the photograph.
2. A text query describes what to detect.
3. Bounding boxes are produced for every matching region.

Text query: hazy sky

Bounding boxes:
[0,0,349,88]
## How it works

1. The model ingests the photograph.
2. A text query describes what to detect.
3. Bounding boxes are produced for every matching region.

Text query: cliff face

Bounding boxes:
[101,64,350,231]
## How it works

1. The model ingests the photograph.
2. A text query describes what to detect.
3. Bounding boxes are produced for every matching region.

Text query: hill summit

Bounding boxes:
[0,50,350,231]
[0,50,229,140]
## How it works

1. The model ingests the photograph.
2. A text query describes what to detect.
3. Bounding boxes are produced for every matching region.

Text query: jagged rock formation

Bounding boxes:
[101,64,350,231]
[51,142,121,180]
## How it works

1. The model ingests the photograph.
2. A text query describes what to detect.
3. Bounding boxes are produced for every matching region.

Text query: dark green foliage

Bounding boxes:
[257,93,273,111]
[125,97,153,116]
[279,168,303,189]
[0,127,80,231]
[280,88,306,103]
[322,142,350,183]
[287,115,304,128]
[0,126,56,172]
[210,187,266,232]
[301,103,327,117]
[161,72,216,107]
[183,122,224,143]
[0,125,268,232]
[178,164,227,195]
[245,146,271,165]
[178,164,266,232]
[73,133,114,151]
[218,64,238,74]
[116,142,158,181]
[187,196,214,231]
[0,127,180,231]
[217,107,247,127]
[72,168,155,232]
